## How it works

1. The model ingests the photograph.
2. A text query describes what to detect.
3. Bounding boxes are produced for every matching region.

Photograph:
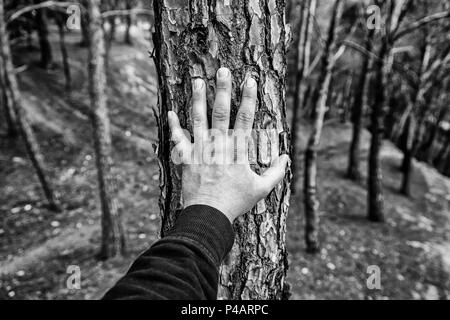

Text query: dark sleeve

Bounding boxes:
[102,205,235,300]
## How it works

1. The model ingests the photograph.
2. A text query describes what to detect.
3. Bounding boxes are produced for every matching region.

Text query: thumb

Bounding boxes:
[259,154,290,196]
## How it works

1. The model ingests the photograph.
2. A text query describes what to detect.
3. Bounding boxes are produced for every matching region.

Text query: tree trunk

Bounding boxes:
[86,0,126,260]
[153,0,292,300]
[80,0,90,47]
[56,16,71,92]
[0,0,59,211]
[367,41,387,223]
[400,113,415,196]
[33,1,53,68]
[291,0,316,194]
[347,28,375,180]
[124,0,133,45]
[303,0,343,253]
[0,68,17,137]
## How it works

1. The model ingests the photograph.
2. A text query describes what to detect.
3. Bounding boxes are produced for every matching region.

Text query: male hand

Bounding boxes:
[168,67,290,223]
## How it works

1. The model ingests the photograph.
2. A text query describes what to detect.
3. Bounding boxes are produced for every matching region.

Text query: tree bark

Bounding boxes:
[347,28,374,181]
[303,0,344,253]
[86,0,126,259]
[33,1,53,68]
[0,0,59,211]
[55,15,71,92]
[153,0,292,300]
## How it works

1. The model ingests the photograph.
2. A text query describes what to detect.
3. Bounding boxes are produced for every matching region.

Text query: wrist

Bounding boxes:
[184,199,235,224]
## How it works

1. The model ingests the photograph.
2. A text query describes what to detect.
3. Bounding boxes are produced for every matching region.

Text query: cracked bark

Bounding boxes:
[153,0,292,299]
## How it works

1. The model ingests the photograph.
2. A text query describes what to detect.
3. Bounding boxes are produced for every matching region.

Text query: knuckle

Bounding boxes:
[242,90,256,99]
[237,111,253,124]
[216,81,230,90]
[192,113,204,127]
[213,107,229,121]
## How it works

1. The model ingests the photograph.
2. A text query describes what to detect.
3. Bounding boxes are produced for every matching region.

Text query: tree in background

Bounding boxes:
[347,7,375,181]
[33,0,53,68]
[86,0,126,259]
[303,0,344,253]
[291,0,316,193]
[55,11,71,92]
[153,0,292,299]
[0,0,59,211]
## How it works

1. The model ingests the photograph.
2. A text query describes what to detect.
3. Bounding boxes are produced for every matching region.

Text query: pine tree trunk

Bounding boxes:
[0,0,59,211]
[86,0,126,259]
[34,1,53,68]
[56,16,71,92]
[303,0,343,253]
[153,0,292,300]
[347,28,374,180]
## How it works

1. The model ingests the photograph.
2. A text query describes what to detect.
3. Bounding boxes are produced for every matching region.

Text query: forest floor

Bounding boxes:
[0,29,449,300]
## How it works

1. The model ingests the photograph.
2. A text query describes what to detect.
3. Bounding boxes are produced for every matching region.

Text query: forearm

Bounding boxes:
[102,205,234,300]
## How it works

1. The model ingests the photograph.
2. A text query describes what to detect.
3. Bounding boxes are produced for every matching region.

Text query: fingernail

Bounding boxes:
[193,79,204,91]
[246,78,256,88]
[217,67,229,79]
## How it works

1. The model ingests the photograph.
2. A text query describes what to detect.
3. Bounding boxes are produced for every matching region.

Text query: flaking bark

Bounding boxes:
[153,0,292,300]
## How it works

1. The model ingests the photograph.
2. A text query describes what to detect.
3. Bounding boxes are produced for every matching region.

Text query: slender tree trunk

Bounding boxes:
[348,28,375,180]
[434,131,450,170]
[367,40,387,222]
[304,0,343,253]
[400,113,415,196]
[124,0,133,45]
[33,1,53,68]
[80,0,90,47]
[0,70,17,137]
[291,0,316,194]
[56,16,71,92]
[87,0,126,260]
[153,0,292,299]
[0,0,59,211]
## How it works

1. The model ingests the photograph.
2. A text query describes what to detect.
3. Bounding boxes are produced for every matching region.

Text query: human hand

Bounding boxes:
[168,67,290,223]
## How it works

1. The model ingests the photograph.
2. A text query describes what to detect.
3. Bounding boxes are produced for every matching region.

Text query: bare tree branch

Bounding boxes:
[394,10,450,41]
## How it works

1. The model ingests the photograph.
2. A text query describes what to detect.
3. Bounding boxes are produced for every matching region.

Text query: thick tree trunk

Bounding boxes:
[0,0,59,211]
[367,41,387,223]
[56,16,71,92]
[153,0,292,300]
[33,1,53,68]
[347,30,374,180]
[303,0,343,253]
[291,0,315,194]
[86,0,126,259]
